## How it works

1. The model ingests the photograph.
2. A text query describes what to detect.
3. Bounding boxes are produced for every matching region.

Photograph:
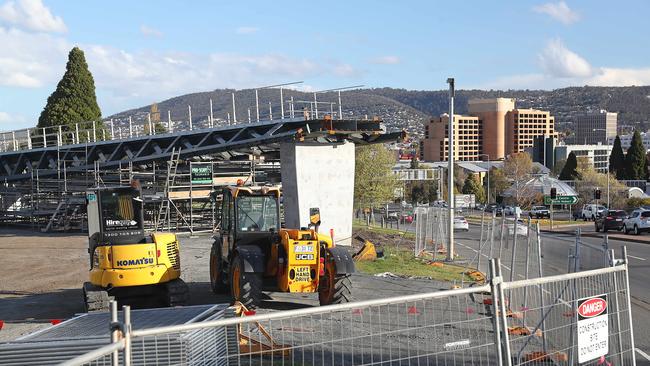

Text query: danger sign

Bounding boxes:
[577,294,608,363]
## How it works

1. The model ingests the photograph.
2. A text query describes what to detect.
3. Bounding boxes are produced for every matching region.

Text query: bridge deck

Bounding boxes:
[0,118,402,182]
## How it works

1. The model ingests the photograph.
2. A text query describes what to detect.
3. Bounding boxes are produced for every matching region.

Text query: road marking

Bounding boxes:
[637,348,650,361]
[627,254,646,261]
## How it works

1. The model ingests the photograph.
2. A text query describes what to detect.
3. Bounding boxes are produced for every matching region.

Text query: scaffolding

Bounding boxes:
[0,153,278,233]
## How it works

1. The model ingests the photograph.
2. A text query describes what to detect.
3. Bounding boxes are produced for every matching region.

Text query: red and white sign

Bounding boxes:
[577,294,609,363]
[578,297,607,319]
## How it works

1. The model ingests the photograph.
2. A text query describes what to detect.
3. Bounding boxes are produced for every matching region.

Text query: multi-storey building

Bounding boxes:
[467,98,515,160]
[573,111,617,144]
[421,98,556,162]
[421,114,482,161]
[506,108,557,155]
[554,143,613,173]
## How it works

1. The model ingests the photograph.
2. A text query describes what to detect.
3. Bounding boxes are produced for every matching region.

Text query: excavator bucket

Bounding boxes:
[353,236,378,261]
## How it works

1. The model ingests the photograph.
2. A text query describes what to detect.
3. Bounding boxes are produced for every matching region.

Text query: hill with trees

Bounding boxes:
[111,85,650,136]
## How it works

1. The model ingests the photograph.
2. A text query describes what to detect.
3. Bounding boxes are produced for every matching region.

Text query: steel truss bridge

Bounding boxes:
[0,118,403,182]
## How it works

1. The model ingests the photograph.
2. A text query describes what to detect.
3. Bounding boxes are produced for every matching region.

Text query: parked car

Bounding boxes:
[386,212,399,222]
[453,216,469,231]
[623,209,650,235]
[581,204,607,221]
[529,206,550,218]
[496,219,528,237]
[503,206,515,216]
[485,203,498,213]
[475,203,486,211]
[595,210,627,232]
[400,213,414,224]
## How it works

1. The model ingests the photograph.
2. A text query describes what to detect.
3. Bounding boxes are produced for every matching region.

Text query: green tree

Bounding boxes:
[409,155,420,169]
[502,152,535,207]
[37,47,103,137]
[625,131,648,180]
[559,152,580,180]
[462,175,486,203]
[575,158,628,208]
[487,167,508,203]
[609,136,626,180]
[354,144,399,208]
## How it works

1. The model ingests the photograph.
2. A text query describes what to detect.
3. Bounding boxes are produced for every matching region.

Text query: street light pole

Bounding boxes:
[447,78,455,261]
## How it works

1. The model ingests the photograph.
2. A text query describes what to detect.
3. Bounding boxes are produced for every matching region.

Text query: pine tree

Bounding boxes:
[462,175,486,203]
[625,131,647,180]
[609,136,626,180]
[37,47,103,140]
[559,152,580,180]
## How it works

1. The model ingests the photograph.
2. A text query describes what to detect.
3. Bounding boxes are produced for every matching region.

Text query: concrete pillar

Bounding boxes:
[280,141,355,246]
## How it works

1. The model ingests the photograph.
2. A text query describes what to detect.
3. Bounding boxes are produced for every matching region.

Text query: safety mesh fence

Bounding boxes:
[126,286,498,366]
[502,266,634,366]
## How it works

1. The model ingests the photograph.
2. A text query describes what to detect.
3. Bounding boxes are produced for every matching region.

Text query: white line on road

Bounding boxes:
[628,254,646,261]
[637,348,650,361]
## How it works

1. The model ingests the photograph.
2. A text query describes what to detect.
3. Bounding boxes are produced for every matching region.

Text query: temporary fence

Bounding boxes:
[54,248,635,366]
[416,210,613,283]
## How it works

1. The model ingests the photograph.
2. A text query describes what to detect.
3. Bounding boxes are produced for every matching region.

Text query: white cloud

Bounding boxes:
[480,38,650,89]
[533,1,579,25]
[332,63,359,77]
[588,67,650,87]
[0,0,66,33]
[140,25,162,38]
[0,27,69,88]
[235,26,258,35]
[538,38,592,78]
[370,55,400,65]
[0,111,11,122]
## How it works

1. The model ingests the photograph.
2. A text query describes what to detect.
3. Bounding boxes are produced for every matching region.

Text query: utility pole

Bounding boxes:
[447,78,455,261]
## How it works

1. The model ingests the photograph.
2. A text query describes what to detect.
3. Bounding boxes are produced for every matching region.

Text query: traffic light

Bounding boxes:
[594,189,601,200]
[550,187,557,199]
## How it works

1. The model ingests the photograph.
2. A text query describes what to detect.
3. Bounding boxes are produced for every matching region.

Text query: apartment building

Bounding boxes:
[421,114,482,161]
[421,98,556,162]
[467,98,515,160]
[506,108,557,155]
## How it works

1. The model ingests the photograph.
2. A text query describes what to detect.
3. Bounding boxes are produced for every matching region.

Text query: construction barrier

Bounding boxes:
[59,247,635,366]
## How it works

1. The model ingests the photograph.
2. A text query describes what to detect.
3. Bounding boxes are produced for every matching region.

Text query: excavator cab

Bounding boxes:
[83,186,188,311]
[210,185,355,308]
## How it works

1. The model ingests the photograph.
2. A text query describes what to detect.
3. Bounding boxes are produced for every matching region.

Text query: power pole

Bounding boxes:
[447,78,455,261]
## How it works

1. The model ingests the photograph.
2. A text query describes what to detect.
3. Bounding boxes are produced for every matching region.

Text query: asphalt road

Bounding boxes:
[452,222,650,365]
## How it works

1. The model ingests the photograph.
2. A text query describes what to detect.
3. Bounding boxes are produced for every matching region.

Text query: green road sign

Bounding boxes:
[544,195,578,205]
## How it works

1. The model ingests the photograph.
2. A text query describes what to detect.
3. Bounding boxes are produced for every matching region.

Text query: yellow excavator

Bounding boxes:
[82,186,188,311]
[209,184,355,308]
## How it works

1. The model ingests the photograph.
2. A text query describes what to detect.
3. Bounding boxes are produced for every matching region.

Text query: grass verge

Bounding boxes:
[352,220,415,239]
[354,246,473,282]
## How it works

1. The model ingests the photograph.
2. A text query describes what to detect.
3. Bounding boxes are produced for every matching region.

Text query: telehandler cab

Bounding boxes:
[83,186,188,311]
[210,184,354,308]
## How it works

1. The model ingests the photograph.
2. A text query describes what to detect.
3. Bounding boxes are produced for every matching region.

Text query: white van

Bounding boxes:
[581,204,606,221]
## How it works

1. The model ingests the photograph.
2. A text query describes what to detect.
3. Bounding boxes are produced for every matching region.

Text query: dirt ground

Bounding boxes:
[0,228,450,343]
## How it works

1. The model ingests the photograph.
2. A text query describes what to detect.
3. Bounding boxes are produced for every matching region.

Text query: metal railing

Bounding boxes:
[60,249,635,366]
[0,89,365,154]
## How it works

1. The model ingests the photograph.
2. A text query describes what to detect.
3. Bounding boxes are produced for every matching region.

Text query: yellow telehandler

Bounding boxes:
[209,184,354,308]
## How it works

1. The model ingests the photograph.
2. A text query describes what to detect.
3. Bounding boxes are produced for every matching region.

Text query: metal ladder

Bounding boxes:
[119,161,133,186]
[156,148,182,231]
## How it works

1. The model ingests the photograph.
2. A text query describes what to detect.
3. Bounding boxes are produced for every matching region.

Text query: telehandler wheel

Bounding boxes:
[210,241,228,293]
[230,256,262,309]
[83,282,113,312]
[319,261,352,306]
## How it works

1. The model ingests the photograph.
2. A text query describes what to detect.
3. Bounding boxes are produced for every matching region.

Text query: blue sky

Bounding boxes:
[1,0,650,129]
